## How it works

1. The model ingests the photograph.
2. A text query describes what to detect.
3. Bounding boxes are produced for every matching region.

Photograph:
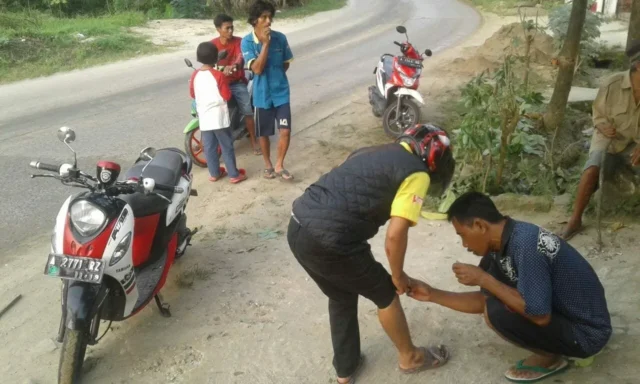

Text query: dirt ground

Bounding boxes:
[1,12,638,384]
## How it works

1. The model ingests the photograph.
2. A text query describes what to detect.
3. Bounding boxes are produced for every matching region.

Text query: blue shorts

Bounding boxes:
[255,103,292,137]
[229,81,253,116]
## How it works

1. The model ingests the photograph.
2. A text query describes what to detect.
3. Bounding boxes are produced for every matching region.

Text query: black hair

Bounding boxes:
[248,0,276,26]
[447,191,505,225]
[196,42,218,66]
[214,14,234,29]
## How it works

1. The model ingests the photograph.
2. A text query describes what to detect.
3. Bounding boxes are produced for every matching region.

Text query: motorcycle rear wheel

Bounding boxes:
[58,329,88,384]
[184,128,221,168]
[382,98,421,139]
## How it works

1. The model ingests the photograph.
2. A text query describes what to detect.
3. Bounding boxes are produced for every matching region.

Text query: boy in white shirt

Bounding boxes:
[189,41,247,184]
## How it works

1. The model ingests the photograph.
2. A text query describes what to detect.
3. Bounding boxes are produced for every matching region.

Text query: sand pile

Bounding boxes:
[442,22,556,77]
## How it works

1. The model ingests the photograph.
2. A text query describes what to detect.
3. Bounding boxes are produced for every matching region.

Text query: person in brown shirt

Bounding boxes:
[560,41,640,240]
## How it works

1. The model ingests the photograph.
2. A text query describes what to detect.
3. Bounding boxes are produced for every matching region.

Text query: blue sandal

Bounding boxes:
[504,359,569,383]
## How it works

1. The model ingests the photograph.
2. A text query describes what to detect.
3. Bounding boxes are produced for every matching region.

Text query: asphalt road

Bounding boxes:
[0,0,480,256]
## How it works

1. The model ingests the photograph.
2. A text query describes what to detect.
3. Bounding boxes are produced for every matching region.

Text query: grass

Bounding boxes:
[466,0,563,15]
[277,0,347,18]
[0,11,164,84]
[0,0,347,84]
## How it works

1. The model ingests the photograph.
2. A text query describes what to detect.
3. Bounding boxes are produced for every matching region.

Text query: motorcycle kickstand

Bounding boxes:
[154,294,172,318]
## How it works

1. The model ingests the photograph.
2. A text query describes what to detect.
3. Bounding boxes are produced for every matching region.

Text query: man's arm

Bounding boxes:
[385,217,411,279]
[410,280,486,314]
[283,34,293,73]
[479,275,551,326]
[592,80,616,137]
[385,172,430,294]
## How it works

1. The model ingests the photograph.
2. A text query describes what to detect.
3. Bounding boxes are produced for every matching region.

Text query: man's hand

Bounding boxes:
[392,272,412,295]
[258,27,271,44]
[596,122,616,138]
[631,146,640,167]
[407,278,432,302]
[223,66,234,76]
[452,262,487,287]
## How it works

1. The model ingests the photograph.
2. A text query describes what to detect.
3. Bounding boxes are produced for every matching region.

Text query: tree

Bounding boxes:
[629,0,640,51]
[543,0,588,132]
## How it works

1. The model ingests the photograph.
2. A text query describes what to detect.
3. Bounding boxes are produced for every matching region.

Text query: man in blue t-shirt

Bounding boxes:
[409,192,612,383]
[241,0,294,181]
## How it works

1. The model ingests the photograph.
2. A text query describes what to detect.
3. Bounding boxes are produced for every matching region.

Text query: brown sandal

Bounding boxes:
[399,345,450,374]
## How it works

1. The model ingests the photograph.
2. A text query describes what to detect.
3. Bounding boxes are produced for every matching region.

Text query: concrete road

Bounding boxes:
[0,0,480,256]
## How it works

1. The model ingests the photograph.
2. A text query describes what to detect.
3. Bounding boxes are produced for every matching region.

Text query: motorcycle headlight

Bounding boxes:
[400,73,416,87]
[70,200,106,237]
[109,232,132,266]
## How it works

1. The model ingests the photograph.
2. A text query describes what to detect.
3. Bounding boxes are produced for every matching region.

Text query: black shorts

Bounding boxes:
[480,256,590,358]
[254,103,292,137]
[287,217,396,309]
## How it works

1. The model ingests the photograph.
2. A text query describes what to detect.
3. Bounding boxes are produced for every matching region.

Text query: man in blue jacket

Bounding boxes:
[241,0,295,180]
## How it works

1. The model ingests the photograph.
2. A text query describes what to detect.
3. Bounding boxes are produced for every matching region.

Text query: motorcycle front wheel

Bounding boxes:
[382,98,421,139]
[58,329,88,384]
[184,128,221,168]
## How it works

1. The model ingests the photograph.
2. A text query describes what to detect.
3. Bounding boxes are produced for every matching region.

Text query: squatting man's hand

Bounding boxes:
[452,262,488,287]
[407,278,432,302]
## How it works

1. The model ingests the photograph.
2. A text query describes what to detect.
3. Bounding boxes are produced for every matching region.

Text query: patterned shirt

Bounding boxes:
[488,218,612,355]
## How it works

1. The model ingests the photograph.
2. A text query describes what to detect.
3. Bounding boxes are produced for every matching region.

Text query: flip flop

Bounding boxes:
[337,355,366,384]
[253,148,262,156]
[557,225,583,241]
[504,359,569,383]
[399,345,450,374]
[276,169,294,181]
[263,168,276,179]
[209,167,227,182]
[230,169,248,184]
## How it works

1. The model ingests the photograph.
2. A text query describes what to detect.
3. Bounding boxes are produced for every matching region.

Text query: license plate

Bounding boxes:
[398,57,422,68]
[44,254,105,283]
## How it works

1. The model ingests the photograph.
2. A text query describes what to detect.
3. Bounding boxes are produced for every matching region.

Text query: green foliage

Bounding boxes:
[170,0,206,18]
[547,2,603,70]
[451,58,548,191]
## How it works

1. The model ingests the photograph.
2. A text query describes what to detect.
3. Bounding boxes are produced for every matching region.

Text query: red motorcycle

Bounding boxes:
[368,25,432,138]
[32,127,198,383]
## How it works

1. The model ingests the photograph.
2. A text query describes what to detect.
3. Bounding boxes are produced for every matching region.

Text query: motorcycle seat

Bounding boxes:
[125,149,183,190]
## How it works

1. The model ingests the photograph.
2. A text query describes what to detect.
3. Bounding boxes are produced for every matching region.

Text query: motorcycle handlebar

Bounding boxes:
[30,161,60,173]
[154,183,184,194]
[393,41,403,47]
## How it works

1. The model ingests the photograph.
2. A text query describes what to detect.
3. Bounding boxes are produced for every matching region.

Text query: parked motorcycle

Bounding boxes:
[32,127,198,384]
[368,25,432,138]
[183,51,255,168]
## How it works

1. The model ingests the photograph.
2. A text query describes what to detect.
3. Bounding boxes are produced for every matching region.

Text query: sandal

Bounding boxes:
[230,169,248,184]
[337,355,365,384]
[557,225,583,241]
[399,345,450,374]
[263,168,277,179]
[276,168,294,181]
[209,167,227,182]
[253,148,262,156]
[504,359,569,383]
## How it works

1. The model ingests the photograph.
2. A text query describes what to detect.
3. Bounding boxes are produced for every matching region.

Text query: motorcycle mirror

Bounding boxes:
[184,58,193,68]
[140,147,157,161]
[57,126,76,144]
[424,49,433,57]
[218,50,228,61]
[57,127,78,168]
[396,26,407,34]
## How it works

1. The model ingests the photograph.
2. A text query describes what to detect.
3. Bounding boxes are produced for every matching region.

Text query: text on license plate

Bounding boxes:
[44,254,104,283]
